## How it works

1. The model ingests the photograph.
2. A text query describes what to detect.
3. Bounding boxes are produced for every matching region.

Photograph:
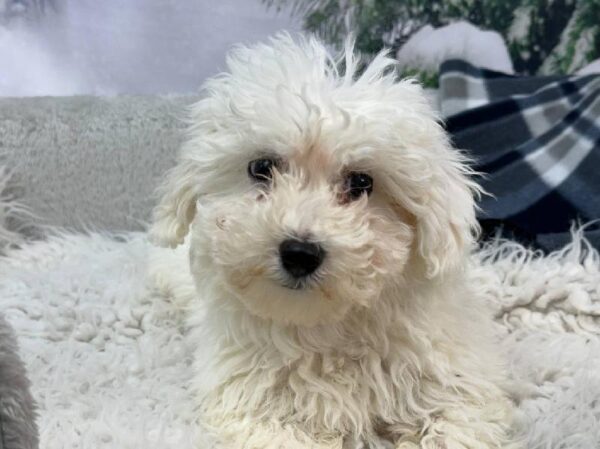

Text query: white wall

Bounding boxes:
[0,0,300,96]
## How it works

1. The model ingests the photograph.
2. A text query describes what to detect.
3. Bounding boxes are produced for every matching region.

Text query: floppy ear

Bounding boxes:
[149,160,201,248]
[415,151,480,278]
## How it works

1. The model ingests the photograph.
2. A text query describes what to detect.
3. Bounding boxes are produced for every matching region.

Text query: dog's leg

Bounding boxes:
[148,241,197,309]
[393,402,521,449]
[206,420,344,449]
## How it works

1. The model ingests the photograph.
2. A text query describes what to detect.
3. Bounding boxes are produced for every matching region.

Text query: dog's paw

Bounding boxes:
[421,437,448,449]
[396,438,447,449]
[395,442,419,449]
[396,435,472,449]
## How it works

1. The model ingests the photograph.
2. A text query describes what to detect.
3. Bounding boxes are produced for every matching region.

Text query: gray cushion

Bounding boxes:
[0,314,37,449]
[0,96,198,233]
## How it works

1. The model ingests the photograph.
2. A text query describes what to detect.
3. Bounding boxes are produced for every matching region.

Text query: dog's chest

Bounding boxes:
[204,327,418,438]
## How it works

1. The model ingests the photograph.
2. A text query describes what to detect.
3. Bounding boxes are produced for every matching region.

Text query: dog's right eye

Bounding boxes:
[248,158,277,182]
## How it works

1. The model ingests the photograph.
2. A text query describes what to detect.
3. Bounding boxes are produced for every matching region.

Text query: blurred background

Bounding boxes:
[0,0,300,96]
[1,0,598,97]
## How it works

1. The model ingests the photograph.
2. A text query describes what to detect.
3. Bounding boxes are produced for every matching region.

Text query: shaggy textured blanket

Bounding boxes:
[0,231,599,448]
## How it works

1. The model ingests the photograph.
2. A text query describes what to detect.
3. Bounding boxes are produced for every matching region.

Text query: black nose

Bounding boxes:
[279,239,325,278]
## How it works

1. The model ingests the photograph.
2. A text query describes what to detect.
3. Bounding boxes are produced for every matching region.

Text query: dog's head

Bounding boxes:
[151,35,479,326]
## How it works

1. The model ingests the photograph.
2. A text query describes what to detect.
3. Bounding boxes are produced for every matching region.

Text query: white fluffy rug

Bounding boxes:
[0,230,599,448]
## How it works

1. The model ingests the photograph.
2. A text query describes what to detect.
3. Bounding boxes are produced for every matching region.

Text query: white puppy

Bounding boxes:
[150,34,519,449]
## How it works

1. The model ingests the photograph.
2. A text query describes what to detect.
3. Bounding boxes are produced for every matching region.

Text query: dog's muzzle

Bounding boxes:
[279,239,324,280]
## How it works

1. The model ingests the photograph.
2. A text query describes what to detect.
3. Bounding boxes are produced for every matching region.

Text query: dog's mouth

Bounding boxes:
[279,273,335,301]
[282,281,305,290]
[280,276,314,290]
[229,264,320,292]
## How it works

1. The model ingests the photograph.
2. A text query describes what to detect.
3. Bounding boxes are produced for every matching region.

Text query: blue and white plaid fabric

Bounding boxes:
[439,60,600,251]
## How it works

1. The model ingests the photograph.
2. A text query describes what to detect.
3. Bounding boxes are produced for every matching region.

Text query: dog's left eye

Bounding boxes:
[248,158,278,183]
[344,172,373,200]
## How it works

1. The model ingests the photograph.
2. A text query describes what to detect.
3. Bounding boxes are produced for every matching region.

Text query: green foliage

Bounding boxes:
[399,67,439,88]
[265,0,600,75]
[541,0,600,74]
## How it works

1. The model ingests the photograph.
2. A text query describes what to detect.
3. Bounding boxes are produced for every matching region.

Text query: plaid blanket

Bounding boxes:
[439,60,600,251]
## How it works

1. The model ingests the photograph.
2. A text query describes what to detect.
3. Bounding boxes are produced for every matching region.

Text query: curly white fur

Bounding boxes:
[149,34,520,449]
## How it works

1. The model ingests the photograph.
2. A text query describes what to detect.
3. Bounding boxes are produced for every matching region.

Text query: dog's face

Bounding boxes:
[151,35,479,327]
